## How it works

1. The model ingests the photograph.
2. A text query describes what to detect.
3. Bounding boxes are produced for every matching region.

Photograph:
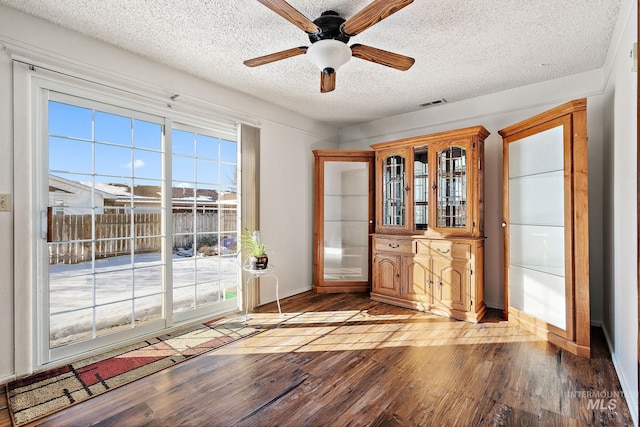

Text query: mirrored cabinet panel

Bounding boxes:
[313,150,374,293]
[413,147,428,231]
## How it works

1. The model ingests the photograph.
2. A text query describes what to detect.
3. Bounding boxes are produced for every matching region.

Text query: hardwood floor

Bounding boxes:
[1,292,634,426]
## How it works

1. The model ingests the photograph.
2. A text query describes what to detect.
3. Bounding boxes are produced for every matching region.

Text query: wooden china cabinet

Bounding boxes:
[370,126,489,322]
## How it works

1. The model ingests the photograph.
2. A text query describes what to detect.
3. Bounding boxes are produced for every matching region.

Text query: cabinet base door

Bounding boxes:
[433,258,468,313]
[404,257,432,303]
[372,254,401,298]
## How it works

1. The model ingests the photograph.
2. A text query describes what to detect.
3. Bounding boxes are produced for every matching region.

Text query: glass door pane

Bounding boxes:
[323,161,370,282]
[171,127,239,322]
[508,125,566,329]
[383,155,406,226]
[47,99,165,351]
[436,146,467,228]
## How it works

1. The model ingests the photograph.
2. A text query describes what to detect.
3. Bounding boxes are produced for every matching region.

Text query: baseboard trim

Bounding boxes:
[601,324,639,427]
[0,374,16,388]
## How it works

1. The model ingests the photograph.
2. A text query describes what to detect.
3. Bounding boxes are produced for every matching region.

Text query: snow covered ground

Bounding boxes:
[48,252,239,347]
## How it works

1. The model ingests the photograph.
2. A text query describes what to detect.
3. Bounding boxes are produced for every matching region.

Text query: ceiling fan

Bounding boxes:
[244,0,415,93]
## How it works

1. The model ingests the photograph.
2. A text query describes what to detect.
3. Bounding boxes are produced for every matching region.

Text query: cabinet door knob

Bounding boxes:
[501,222,507,228]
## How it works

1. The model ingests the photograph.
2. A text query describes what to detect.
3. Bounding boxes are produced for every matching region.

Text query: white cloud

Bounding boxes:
[123,159,145,170]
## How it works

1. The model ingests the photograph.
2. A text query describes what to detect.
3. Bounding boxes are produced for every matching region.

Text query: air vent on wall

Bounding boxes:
[420,98,447,108]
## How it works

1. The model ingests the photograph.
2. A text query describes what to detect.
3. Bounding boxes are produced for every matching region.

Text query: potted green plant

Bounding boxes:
[241,228,268,269]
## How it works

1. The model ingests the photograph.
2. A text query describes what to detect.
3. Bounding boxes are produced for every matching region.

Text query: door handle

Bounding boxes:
[501,222,507,228]
[41,210,50,241]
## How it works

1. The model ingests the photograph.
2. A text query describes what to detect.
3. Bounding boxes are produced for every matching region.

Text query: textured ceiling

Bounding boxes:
[0,0,623,127]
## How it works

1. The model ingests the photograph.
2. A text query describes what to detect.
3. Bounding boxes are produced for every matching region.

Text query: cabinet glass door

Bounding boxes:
[436,146,467,228]
[507,125,566,329]
[501,99,589,357]
[383,155,406,226]
[323,161,370,282]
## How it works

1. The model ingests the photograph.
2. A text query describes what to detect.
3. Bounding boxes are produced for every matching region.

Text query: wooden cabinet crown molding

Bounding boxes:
[498,99,586,138]
[370,125,490,151]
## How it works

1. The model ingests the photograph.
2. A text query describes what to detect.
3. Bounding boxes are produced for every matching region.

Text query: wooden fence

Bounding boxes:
[48,211,237,265]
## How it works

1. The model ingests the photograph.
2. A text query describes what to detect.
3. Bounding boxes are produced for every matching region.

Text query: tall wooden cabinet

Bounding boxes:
[500,99,590,357]
[313,150,375,293]
[370,126,489,322]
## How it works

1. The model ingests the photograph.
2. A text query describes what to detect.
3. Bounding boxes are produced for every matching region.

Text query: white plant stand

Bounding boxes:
[242,264,281,322]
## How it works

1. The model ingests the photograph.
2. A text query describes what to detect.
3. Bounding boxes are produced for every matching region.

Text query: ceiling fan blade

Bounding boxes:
[342,0,413,36]
[351,44,415,71]
[256,0,319,34]
[244,46,308,67]
[320,71,336,93]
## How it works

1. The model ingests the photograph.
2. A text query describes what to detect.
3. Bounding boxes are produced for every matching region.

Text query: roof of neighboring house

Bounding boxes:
[171,187,217,199]
[87,182,133,198]
[49,174,116,199]
[50,174,237,206]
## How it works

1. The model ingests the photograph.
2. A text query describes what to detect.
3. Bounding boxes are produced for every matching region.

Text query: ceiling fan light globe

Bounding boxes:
[306,39,351,73]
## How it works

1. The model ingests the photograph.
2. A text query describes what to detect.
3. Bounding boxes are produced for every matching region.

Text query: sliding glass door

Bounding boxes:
[46,94,167,358]
[42,90,239,363]
[171,125,239,322]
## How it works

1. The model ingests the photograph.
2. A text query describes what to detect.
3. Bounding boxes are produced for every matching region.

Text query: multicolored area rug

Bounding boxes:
[6,317,259,426]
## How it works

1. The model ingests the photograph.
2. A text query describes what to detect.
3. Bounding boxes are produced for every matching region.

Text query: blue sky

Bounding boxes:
[48,100,237,191]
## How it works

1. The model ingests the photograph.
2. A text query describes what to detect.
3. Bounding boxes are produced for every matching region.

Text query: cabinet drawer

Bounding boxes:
[417,241,470,259]
[374,238,413,254]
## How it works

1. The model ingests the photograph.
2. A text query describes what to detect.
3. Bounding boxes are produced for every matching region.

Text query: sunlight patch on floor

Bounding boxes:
[211,309,544,356]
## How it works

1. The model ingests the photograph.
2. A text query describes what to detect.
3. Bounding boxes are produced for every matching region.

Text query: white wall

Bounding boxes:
[0,25,15,385]
[602,0,638,421]
[0,4,337,382]
[259,120,337,303]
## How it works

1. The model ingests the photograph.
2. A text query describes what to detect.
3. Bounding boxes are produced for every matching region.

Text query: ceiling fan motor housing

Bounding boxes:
[246,0,416,93]
[309,11,351,43]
